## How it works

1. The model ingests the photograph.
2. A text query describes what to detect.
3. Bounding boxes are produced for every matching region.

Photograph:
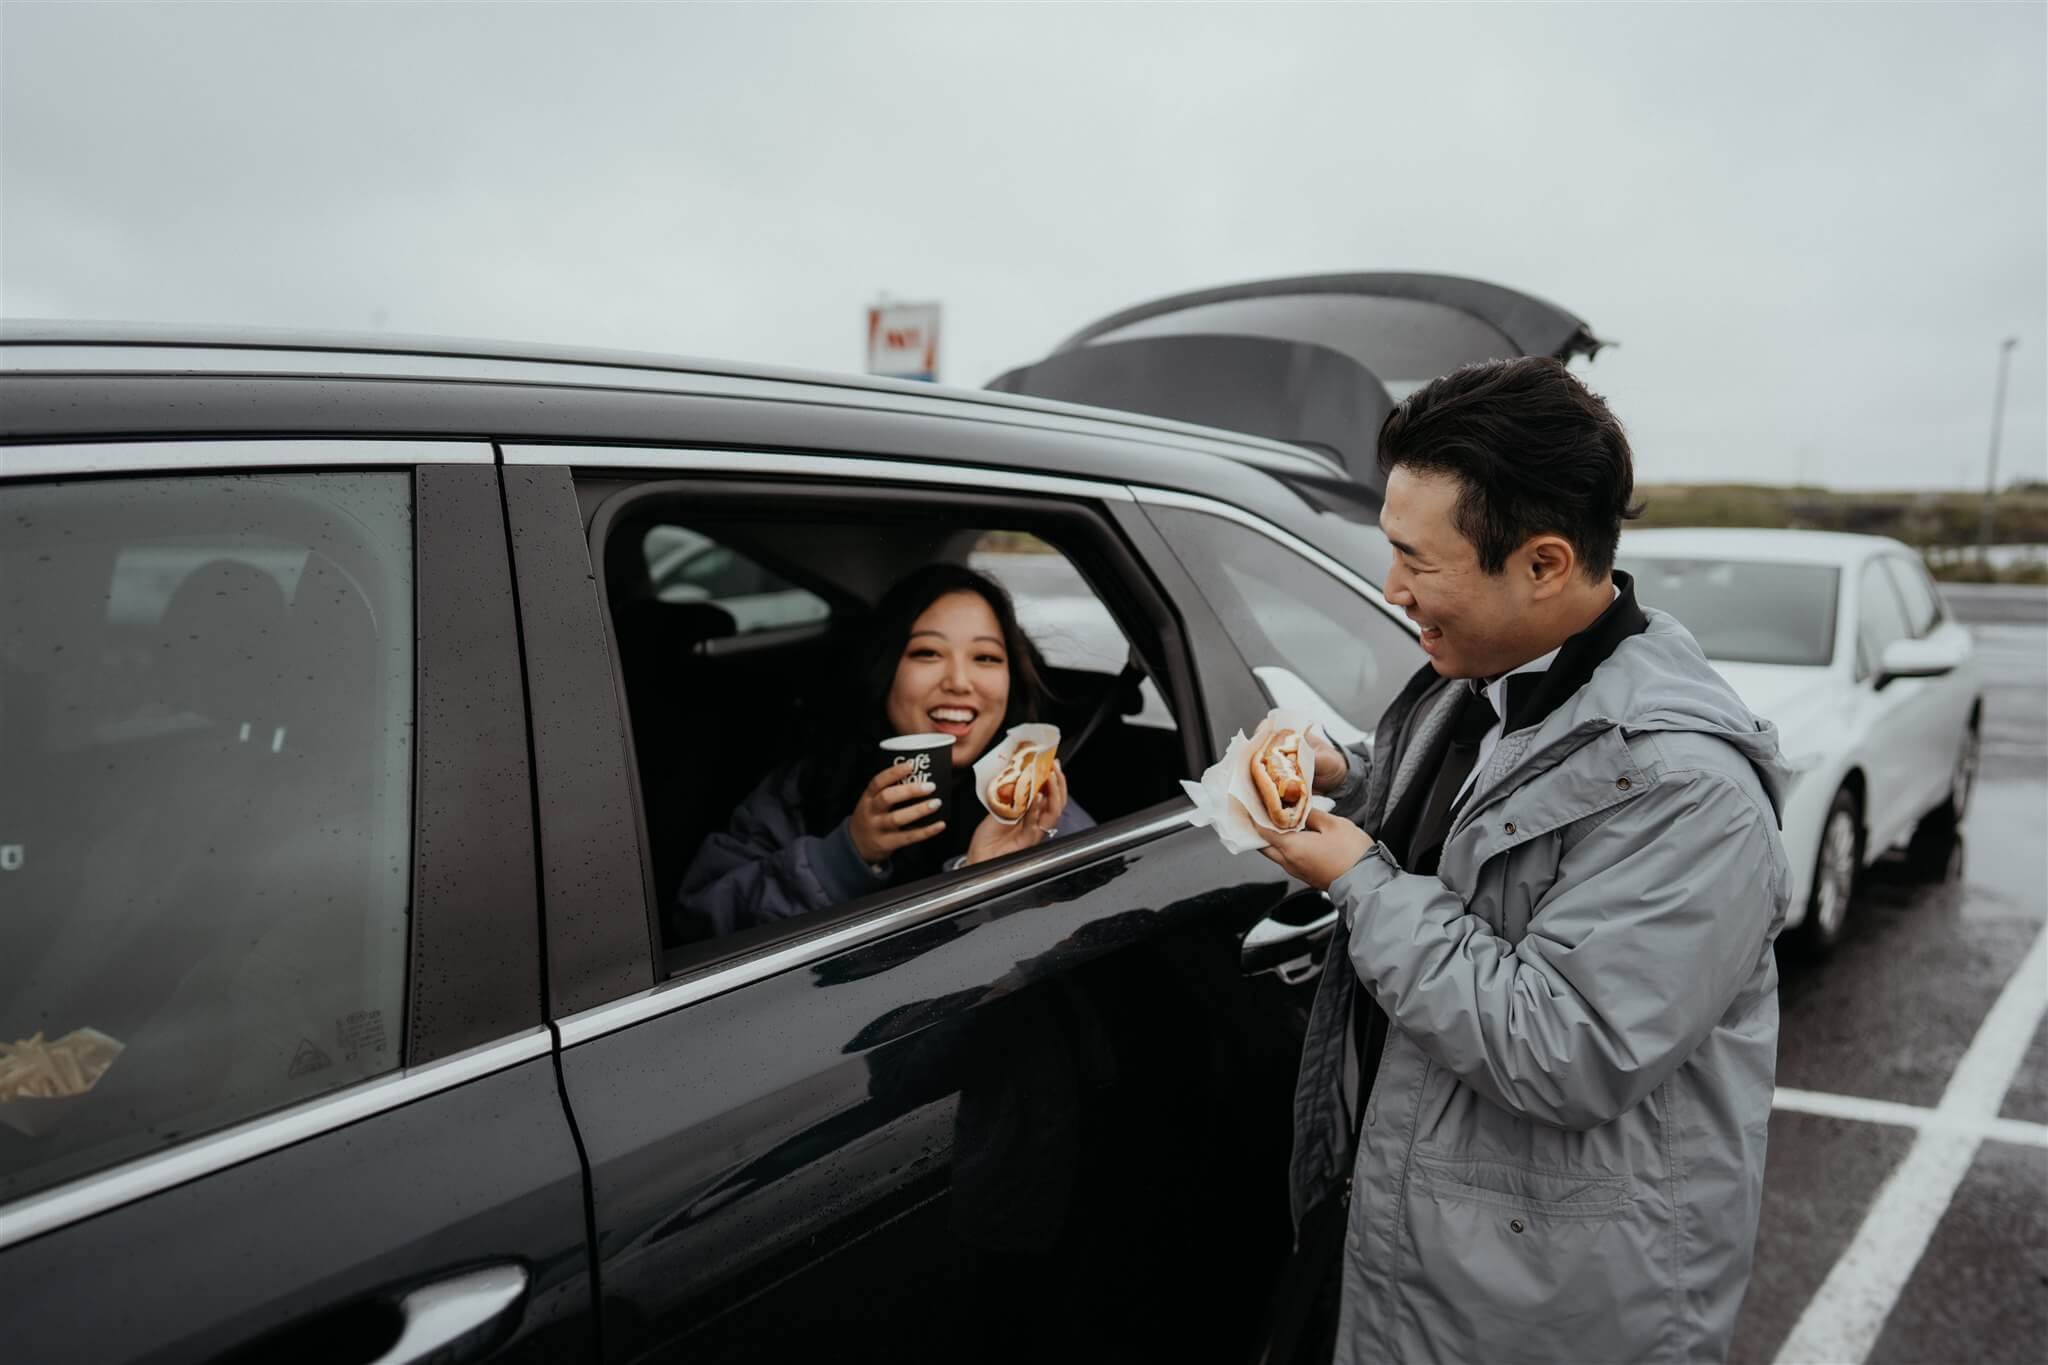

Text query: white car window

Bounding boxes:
[1620,557,1840,667]
[1856,560,1915,677]
[1881,556,1944,638]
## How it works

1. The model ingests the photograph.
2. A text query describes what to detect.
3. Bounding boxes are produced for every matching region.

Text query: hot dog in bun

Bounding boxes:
[989,742,1053,821]
[1250,727,1310,830]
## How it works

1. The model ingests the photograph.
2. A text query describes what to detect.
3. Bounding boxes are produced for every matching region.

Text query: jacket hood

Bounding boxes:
[1509,609,1793,822]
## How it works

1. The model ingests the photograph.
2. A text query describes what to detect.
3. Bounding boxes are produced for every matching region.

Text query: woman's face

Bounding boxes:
[884,590,1011,768]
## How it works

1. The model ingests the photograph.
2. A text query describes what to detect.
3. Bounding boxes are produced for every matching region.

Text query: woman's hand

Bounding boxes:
[965,761,1068,866]
[848,760,949,865]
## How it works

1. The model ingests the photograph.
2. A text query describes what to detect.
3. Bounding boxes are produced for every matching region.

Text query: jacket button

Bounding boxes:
[1509,1218,1525,1234]
[1616,777,1632,791]
[1504,821,1517,835]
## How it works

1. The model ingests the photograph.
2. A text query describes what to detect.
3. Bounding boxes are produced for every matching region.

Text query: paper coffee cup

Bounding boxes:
[880,732,956,827]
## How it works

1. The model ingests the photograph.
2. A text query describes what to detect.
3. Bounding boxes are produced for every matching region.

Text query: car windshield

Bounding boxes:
[1619,556,1840,666]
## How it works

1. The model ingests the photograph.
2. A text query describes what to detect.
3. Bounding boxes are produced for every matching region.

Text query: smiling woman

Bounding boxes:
[579,473,1195,964]
[671,562,1095,941]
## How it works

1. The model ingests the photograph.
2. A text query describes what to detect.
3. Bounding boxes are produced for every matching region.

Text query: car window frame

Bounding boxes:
[500,443,1232,1033]
[0,439,550,1250]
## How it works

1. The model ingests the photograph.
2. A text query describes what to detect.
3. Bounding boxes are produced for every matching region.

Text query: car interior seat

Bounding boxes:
[3,558,305,1158]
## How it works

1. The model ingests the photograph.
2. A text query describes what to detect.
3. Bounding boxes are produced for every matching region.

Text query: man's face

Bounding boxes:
[1379,467,1536,680]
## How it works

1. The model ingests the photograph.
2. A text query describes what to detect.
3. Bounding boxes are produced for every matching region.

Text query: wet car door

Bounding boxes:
[500,452,1324,1364]
[1851,555,1942,850]
[0,449,592,1364]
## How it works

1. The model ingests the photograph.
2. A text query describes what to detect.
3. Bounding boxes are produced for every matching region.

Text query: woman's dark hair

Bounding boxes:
[1376,356,1643,579]
[799,563,1052,872]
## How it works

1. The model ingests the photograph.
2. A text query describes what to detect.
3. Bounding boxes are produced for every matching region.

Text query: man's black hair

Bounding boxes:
[1376,356,1643,578]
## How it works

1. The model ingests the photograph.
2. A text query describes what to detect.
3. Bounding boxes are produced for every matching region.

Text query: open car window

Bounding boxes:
[588,484,1194,975]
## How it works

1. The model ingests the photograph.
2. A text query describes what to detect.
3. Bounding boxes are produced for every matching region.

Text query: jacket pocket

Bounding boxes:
[1397,1155,1659,1363]
[1410,1154,1629,1220]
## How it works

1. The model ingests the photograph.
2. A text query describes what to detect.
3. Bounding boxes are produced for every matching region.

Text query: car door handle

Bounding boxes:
[1242,893,1339,980]
[368,1264,528,1365]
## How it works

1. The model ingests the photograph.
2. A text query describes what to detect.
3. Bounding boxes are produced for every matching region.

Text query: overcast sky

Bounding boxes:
[3,1,2043,490]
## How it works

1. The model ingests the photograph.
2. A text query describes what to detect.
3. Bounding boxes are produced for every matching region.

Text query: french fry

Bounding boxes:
[0,1027,125,1102]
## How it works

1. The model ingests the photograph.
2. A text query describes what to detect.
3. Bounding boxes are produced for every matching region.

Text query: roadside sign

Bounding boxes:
[866,301,940,382]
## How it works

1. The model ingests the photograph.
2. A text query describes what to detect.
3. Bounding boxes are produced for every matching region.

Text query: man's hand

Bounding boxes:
[1258,807,1375,890]
[1311,726,1349,794]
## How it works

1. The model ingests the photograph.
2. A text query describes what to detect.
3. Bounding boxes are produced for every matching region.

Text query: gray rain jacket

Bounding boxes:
[1291,609,1793,1365]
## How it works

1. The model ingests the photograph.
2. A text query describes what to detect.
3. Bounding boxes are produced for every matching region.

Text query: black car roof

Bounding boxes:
[0,321,1344,490]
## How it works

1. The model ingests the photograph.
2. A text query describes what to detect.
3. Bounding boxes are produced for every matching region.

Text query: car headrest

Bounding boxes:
[617,598,738,656]
[278,553,381,750]
[156,559,289,724]
[665,601,739,645]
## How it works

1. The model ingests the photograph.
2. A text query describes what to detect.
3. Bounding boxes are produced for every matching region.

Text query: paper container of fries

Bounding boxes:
[972,723,1062,826]
[1181,709,1335,855]
[0,1028,125,1138]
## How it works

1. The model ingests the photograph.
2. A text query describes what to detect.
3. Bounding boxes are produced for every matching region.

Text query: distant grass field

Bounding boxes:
[985,488,2047,583]
[1634,484,2048,584]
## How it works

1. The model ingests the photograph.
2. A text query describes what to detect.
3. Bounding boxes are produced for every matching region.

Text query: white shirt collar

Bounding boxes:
[1476,646,1561,710]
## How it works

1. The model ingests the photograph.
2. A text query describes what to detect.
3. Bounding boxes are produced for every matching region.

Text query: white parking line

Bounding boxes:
[1772,926,2048,1365]
[1772,1088,2048,1148]
[1980,742,2046,760]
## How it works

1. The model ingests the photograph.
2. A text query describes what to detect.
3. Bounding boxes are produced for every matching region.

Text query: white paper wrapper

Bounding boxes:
[1180,709,1334,855]
[0,1026,125,1138]
[973,722,1062,825]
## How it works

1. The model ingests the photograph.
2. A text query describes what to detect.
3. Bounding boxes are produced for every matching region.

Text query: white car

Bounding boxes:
[1617,528,1981,952]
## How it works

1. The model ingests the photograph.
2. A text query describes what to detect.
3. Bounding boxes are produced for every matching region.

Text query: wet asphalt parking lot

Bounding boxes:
[1731,585,2047,1365]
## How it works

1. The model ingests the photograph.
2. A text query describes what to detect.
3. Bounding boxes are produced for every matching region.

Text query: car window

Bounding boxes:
[0,473,412,1203]
[1279,479,1396,588]
[598,496,1190,963]
[641,524,830,634]
[1881,555,1944,638]
[1143,505,1412,735]
[1618,557,1841,667]
[1856,558,1915,677]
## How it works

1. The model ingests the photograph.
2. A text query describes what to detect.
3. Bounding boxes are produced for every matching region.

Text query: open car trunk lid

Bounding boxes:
[988,272,1607,492]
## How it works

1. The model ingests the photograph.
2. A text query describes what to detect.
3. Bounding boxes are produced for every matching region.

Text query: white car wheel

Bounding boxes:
[1950,723,1980,822]
[1906,721,1978,880]
[1798,790,1861,953]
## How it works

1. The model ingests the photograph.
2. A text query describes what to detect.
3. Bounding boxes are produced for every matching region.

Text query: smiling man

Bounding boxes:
[1261,358,1793,1365]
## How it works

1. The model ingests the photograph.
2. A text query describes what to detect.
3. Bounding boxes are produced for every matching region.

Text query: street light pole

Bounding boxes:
[1979,336,2020,563]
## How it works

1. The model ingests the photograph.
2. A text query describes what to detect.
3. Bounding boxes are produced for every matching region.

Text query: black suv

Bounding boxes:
[0,276,1599,1364]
